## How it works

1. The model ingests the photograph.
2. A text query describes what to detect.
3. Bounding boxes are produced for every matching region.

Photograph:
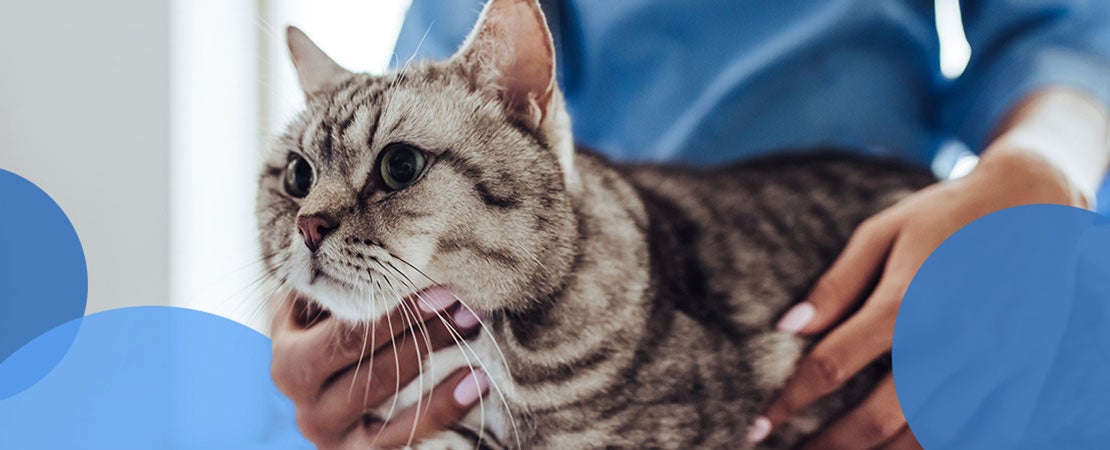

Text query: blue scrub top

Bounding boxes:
[395,0,1110,208]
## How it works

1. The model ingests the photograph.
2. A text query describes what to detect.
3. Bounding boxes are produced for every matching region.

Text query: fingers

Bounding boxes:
[335,368,490,450]
[797,375,906,450]
[302,310,473,442]
[271,285,486,449]
[755,273,905,441]
[271,286,463,404]
[777,215,900,335]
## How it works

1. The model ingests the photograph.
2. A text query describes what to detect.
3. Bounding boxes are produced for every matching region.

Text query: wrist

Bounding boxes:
[971,146,1088,209]
[987,88,1109,209]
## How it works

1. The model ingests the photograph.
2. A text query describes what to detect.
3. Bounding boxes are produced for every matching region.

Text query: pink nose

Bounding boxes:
[296,215,337,252]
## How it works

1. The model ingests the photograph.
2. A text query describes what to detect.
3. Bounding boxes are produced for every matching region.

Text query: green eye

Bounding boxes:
[379,143,427,191]
[284,155,314,198]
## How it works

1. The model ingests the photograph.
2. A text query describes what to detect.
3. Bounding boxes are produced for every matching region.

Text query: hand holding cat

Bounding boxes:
[751,88,1109,450]
[270,287,487,449]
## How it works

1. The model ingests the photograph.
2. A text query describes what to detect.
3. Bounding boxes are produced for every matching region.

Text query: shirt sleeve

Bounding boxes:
[942,0,1110,151]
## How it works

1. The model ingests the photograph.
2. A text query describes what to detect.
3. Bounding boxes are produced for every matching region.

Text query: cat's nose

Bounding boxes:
[296,214,338,252]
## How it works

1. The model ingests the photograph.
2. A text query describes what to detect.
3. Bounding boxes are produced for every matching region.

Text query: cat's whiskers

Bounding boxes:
[395,303,428,449]
[375,262,469,419]
[364,278,385,410]
[185,248,286,324]
[376,263,444,428]
[391,22,434,91]
[391,265,491,450]
[222,260,281,320]
[388,256,523,450]
[259,282,298,334]
[246,254,316,330]
[379,271,429,448]
[345,282,375,405]
[391,256,517,385]
[380,305,405,424]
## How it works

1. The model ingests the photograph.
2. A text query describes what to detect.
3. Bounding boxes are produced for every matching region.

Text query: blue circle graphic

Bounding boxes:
[893,204,1110,449]
[0,168,88,399]
[0,306,310,449]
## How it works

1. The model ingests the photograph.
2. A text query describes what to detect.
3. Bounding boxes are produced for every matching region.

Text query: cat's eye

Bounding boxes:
[284,155,314,198]
[379,143,427,191]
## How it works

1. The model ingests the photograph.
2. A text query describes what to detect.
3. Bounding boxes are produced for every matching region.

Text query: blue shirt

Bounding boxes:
[395,0,1110,209]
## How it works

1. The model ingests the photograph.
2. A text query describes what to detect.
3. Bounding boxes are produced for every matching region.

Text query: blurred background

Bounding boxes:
[0,0,1091,331]
[0,0,411,331]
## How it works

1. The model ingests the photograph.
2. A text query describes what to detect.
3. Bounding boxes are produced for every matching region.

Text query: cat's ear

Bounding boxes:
[287,26,350,97]
[455,0,556,129]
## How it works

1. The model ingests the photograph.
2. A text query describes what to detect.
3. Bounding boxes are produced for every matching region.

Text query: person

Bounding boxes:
[271,1,1110,448]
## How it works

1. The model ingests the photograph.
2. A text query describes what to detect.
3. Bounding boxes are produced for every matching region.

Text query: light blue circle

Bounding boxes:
[894,204,1110,449]
[0,306,310,449]
[0,168,88,399]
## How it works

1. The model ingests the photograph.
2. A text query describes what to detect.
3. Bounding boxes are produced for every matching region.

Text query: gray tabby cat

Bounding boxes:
[257,0,935,448]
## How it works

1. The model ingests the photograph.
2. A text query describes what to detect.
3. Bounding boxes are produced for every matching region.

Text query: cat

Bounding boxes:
[257,0,935,448]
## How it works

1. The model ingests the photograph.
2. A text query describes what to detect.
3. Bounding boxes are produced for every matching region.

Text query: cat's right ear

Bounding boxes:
[287,26,350,98]
[453,0,556,130]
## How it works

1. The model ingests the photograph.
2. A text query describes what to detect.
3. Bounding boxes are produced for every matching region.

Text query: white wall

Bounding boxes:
[0,0,171,313]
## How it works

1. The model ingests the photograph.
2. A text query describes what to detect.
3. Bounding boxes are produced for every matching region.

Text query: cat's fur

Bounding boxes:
[257,1,935,448]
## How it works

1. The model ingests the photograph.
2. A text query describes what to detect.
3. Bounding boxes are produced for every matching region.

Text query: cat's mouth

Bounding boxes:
[309,265,354,288]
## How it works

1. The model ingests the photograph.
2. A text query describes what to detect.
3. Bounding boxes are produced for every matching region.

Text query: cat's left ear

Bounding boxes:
[287,26,351,98]
[455,0,556,129]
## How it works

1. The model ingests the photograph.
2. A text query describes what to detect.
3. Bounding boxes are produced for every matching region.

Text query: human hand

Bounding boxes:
[270,287,487,449]
[746,145,1089,449]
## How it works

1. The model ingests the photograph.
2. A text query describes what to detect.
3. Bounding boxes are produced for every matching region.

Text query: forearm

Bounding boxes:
[984,87,1110,209]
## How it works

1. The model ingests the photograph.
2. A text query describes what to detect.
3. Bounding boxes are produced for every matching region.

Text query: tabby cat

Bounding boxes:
[257,0,935,448]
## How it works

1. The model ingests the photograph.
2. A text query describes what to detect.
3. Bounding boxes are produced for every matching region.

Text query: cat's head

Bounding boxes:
[257,0,579,322]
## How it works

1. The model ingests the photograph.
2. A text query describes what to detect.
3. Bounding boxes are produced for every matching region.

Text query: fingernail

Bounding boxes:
[746,416,772,443]
[453,369,490,406]
[417,286,458,314]
[776,302,815,334]
[452,306,482,331]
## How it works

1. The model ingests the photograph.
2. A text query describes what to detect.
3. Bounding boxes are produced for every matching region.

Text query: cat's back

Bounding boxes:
[611,151,933,448]
[615,150,934,330]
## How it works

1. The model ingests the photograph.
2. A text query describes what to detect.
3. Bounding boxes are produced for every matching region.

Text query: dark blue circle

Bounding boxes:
[894,204,1110,449]
[0,168,88,399]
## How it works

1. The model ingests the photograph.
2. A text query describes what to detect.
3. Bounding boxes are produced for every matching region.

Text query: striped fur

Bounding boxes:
[257,1,935,448]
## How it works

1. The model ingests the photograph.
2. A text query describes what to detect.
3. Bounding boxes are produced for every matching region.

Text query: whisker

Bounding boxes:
[388,256,522,450]
[366,281,404,450]
[376,262,453,426]
[379,271,428,449]
[395,267,490,450]
[364,278,384,416]
[346,283,374,405]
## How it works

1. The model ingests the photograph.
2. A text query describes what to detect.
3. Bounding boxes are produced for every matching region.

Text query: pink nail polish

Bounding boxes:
[418,286,458,314]
[776,302,815,334]
[452,306,481,330]
[747,416,772,443]
[453,370,490,406]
